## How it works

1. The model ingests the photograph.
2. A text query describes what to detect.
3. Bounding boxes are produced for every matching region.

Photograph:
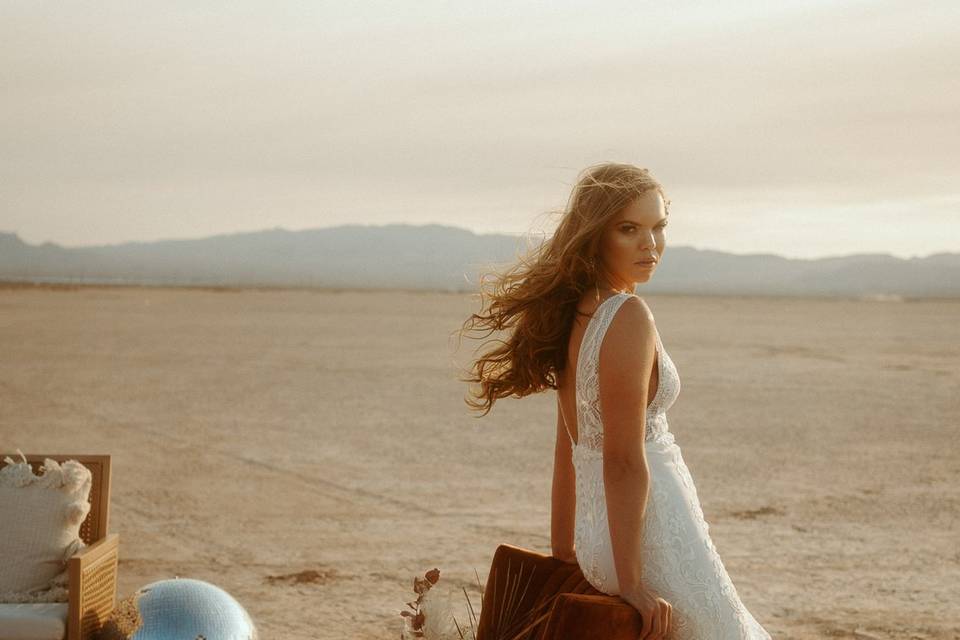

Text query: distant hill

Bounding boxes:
[1,225,958,297]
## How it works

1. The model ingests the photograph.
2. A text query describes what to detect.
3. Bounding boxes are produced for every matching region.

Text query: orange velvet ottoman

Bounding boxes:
[475,544,643,640]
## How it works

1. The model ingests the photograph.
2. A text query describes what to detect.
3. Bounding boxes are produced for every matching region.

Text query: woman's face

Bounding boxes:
[597,189,668,290]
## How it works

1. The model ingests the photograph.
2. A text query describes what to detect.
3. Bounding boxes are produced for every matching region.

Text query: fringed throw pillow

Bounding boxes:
[0,453,92,602]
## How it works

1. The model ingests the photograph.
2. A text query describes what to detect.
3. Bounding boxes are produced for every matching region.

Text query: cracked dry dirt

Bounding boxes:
[1,285,957,639]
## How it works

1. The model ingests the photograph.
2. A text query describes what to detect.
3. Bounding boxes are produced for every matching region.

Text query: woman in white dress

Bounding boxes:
[460,162,771,639]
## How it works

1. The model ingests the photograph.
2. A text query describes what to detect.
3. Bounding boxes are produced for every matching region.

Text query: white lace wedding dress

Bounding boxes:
[567,292,770,639]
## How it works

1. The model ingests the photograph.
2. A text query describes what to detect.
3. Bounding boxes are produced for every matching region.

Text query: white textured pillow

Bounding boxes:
[0,454,92,603]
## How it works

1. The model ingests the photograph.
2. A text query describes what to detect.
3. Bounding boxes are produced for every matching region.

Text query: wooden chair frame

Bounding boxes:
[1,453,119,640]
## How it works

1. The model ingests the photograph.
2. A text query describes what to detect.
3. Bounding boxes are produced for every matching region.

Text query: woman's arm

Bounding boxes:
[551,392,577,563]
[599,296,658,598]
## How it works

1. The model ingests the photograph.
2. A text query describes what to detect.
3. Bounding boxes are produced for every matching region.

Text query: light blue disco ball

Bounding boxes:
[106,577,258,640]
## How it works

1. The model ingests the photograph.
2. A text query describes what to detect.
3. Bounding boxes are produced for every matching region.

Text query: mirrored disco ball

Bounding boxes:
[103,577,258,640]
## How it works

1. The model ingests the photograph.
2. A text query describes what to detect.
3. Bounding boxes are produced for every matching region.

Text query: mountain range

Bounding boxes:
[1,225,957,298]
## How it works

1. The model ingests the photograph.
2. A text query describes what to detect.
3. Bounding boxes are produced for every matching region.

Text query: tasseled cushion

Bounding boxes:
[0,453,92,603]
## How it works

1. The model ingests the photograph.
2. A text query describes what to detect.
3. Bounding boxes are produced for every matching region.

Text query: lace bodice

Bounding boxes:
[573,292,680,453]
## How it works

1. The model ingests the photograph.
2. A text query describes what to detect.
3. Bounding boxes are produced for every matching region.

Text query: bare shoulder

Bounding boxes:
[605,295,656,348]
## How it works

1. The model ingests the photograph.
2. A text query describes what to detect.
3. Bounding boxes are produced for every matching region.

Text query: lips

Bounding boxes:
[636,259,657,265]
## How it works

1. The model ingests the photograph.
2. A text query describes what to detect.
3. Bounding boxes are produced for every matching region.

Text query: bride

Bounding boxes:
[460,163,771,639]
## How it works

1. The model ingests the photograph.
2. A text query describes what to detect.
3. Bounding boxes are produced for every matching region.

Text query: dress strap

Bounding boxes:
[558,393,576,447]
[588,293,634,350]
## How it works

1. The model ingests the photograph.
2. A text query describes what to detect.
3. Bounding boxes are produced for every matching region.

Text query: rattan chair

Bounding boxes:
[0,454,119,640]
[475,544,643,640]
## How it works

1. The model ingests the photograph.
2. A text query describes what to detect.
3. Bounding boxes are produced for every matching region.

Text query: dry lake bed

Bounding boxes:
[1,284,957,639]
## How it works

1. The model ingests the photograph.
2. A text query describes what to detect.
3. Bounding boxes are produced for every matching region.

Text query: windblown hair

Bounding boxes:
[456,162,670,416]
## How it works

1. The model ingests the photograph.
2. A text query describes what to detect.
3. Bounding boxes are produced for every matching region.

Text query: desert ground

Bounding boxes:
[0,284,957,639]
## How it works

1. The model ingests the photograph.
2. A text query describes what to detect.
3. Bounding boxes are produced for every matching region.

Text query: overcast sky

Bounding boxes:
[1,1,957,259]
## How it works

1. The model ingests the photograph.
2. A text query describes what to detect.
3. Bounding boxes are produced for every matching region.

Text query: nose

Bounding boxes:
[638,229,656,249]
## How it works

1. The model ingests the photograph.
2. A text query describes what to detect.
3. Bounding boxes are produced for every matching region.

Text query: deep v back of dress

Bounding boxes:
[564,292,771,639]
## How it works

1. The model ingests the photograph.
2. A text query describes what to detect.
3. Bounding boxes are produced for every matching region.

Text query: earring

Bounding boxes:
[591,257,600,302]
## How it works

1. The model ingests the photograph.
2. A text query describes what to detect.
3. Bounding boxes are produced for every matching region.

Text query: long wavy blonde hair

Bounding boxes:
[457,162,670,416]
